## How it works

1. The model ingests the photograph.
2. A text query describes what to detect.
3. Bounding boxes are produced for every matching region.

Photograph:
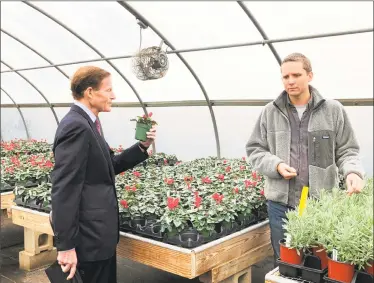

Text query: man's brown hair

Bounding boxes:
[281,53,312,73]
[70,66,111,100]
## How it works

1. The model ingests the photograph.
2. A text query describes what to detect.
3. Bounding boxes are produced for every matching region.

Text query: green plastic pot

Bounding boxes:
[135,122,152,142]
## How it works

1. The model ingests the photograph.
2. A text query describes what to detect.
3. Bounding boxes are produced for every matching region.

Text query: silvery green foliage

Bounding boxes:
[283,179,373,269]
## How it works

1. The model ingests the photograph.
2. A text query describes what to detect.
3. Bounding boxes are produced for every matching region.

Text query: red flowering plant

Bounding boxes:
[1,138,268,243]
[116,164,167,220]
[115,155,267,240]
[242,170,266,212]
[110,144,124,155]
[159,193,190,235]
[187,189,237,237]
[1,139,51,157]
[130,112,158,126]
[1,152,54,187]
[145,152,180,167]
[154,157,259,236]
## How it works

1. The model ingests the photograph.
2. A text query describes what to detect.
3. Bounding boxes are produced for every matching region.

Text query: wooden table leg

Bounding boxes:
[19,227,57,271]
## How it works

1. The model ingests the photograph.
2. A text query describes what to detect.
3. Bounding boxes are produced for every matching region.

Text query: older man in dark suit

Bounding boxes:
[50,66,156,283]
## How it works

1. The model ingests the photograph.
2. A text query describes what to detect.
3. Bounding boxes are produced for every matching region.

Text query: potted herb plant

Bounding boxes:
[281,209,307,265]
[321,187,372,283]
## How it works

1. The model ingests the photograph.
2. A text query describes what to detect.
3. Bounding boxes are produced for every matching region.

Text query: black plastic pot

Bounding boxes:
[163,230,181,246]
[236,213,257,227]
[163,228,204,248]
[200,229,218,244]
[0,182,13,192]
[41,203,52,213]
[119,215,131,226]
[276,258,301,278]
[37,175,49,184]
[7,179,16,187]
[300,255,327,283]
[130,216,146,229]
[25,178,38,188]
[137,222,163,240]
[257,206,268,220]
[25,198,41,210]
[14,195,25,206]
[179,228,203,248]
[221,221,239,235]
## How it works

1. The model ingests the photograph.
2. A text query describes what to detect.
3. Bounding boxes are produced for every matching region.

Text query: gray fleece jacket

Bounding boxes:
[246,86,364,205]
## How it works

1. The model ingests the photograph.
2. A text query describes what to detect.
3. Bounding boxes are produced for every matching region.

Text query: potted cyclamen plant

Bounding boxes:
[131,112,157,142]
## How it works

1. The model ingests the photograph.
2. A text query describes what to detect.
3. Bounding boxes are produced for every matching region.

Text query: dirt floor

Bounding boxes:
[0,213,274,283]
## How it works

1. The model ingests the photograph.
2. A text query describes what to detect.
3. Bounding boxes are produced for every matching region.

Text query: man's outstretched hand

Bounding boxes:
[346,173,364,196]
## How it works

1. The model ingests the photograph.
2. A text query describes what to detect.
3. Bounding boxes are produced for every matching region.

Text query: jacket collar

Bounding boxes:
[70,104,116,183]
[73,100,96,123]
[274,85,325,114]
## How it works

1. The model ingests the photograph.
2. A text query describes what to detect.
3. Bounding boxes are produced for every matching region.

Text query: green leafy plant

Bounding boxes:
[283,182,373,270]
[115,156,267,235]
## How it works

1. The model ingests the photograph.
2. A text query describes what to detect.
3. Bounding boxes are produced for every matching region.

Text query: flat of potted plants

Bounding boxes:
[323,270,373,283]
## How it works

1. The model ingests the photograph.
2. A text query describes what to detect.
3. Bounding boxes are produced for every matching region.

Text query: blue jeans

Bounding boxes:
[267,200,295,259]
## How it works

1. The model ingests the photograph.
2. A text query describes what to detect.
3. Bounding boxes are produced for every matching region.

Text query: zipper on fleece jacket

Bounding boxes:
[272,98,326,167]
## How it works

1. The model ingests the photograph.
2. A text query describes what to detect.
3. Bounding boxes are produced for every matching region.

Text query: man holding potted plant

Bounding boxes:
[246,53,365,260]
[50,66,156,283]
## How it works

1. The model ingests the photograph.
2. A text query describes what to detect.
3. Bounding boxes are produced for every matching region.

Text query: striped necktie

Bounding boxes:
[95,119,101,136]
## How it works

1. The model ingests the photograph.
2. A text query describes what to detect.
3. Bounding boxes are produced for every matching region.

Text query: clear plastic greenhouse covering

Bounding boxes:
[1,1,373,175]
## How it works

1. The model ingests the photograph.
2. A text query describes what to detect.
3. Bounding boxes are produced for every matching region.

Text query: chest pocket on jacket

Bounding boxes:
[309,130,335,169]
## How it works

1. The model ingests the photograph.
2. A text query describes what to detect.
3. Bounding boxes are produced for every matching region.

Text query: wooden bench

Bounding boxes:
[265,267,301,283]
[12,206,273,282]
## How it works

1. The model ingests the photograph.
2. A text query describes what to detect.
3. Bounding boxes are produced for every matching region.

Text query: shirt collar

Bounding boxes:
[286,93,314,110]
[74,100,97,123]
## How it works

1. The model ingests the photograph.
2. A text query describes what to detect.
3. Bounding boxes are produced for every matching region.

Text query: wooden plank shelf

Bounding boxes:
[116,220,272,282]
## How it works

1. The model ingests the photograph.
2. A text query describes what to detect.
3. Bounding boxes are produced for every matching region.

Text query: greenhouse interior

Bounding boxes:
[1,1,373,283]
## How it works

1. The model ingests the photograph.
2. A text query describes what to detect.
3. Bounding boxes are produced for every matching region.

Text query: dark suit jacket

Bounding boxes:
[51,105,148,262]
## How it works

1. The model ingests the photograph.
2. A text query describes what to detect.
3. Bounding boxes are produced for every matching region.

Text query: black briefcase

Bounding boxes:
[45,260,83,283]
